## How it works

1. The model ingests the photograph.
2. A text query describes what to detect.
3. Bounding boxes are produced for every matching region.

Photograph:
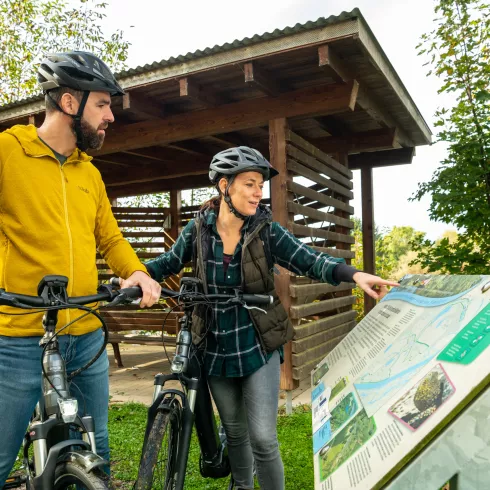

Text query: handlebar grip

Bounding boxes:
[118,286,143,299]
[241,294,273,305]
[110,277,121,287]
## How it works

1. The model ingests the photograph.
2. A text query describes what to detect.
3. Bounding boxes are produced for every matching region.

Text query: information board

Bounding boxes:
[311,275,490,489]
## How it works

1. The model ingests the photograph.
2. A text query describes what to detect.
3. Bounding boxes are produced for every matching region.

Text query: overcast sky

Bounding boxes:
[101,0,456,240]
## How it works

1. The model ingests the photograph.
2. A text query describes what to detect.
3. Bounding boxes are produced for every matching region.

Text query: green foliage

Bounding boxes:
[410,230,490,273]
[411,0,490,273]
[119,192,170,208]
[108,402,313,489]
[352,218,425,320]
[0,0,130,105]
[120,187,216,209]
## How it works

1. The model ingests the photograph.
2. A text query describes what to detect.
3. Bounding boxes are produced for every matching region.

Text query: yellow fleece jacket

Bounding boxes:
[0,125,147,336]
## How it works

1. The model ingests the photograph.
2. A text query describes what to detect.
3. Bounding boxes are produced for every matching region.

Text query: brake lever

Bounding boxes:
[106,292,137,307]
[241,303,267,315]
[231,288,267,314]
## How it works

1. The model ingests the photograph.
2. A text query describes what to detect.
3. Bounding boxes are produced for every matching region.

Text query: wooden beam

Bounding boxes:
[106,173,211,198]
[122,91,165,119]
[269,118,298,392]
[318,44,354,83]
[287,202,353,229]
[204,135,239,148]
[293,311,357,340]
[179,77,222,108]
[317,44,413,147]
[356,88,412,147]
[315,115,351,136]
[203,131,252,148]
[290,296,356,319]
[286,144,353,189]
[290,223,354,244]
[95,81,359,156]
[103,161,208,187]
[311,128,398,155]
[348,147,415,169]
[286,129,353,179]
[288,181,354,215]
[361,166,376,314]
[92,157,130,167]
[122,149,168,163]
[28,115,37,126]
[166,143,209,158]
[244,61,282,97]
[287,159,353,200]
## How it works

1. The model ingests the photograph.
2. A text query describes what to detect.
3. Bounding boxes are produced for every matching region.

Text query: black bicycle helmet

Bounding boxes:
[209,146,279,220]
[37,51,124,152]
[209,146,279,184]
[38,51,124,96]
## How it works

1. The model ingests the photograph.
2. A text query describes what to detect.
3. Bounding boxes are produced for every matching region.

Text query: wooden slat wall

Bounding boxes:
[98,206,179,335]
[283,130,356,383]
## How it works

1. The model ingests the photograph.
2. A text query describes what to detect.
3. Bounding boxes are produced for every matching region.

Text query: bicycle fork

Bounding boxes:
[151,370,230,490]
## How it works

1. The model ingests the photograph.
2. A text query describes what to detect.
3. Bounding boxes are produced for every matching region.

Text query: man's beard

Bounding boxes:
[72,118,105,151]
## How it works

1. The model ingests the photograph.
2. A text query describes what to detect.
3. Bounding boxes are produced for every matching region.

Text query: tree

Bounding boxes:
[0,0,130,105]
[352,220,426,320]
[411,0,490,274]
[119,187,216,209]
[382,226,426,265]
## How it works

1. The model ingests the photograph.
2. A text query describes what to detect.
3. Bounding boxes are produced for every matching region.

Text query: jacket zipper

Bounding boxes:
[31,153,75,328]
[59,164,74,328]
[241,222,269,357]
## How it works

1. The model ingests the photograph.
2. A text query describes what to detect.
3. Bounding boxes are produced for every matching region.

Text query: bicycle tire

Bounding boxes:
[53,460,111,489]
[135,403,181,490]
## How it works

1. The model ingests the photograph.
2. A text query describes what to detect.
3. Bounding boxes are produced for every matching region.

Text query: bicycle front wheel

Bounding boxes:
[135,403,181,490]
[53,461,111,489]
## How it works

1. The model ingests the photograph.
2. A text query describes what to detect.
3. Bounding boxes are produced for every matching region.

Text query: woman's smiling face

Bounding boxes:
[219,171,265,216]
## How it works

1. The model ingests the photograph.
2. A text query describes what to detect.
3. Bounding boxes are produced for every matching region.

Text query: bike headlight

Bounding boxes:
[171,360,184,373]
[58,397,78,423]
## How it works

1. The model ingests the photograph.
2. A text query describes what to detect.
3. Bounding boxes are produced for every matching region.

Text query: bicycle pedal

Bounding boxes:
[3,475,27,489]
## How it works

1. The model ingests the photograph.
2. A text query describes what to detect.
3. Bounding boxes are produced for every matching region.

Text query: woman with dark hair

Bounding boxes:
[145,146,397,490]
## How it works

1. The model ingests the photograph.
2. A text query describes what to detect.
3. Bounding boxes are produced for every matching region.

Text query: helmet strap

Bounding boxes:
[222,175,248,221]
[45,90,90,151]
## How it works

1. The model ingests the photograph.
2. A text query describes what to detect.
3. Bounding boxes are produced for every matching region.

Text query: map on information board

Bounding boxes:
[311,275,490,490]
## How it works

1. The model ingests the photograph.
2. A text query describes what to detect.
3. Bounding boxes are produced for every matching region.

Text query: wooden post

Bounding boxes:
[169,190,182,241]
[269,118,298,393]
[361,166,376,314]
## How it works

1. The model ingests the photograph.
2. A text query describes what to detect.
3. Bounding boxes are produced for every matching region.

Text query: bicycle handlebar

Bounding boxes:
[110,277,273,306]
[0,279,273,310]
[0,286,142,309]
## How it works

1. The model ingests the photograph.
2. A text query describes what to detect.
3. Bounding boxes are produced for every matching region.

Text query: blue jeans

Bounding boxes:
[208,351,284,490]
[0,329,110,486]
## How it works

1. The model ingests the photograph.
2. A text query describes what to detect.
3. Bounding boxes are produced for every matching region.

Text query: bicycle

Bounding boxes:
[134,276,271,490]
[0,274,142,490]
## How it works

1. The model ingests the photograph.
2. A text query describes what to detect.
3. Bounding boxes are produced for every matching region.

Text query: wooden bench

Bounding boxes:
[101,308,183,367]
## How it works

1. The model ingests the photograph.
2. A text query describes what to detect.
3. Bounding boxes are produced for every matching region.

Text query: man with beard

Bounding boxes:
[0,51,162,485]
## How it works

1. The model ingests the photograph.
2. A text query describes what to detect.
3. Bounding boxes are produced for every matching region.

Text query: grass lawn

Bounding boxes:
[109,403,314,489]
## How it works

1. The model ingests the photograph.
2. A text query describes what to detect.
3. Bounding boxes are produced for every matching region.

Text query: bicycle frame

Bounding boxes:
[143,305,231,490]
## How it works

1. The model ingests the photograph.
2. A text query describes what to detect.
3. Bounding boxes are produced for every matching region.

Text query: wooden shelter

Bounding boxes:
[0,9,431,393]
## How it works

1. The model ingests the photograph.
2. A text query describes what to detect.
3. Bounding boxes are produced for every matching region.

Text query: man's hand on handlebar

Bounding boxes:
[119,270,161,308]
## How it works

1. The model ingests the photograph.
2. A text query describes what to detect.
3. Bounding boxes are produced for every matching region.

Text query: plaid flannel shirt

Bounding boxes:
[146,209,345,377]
